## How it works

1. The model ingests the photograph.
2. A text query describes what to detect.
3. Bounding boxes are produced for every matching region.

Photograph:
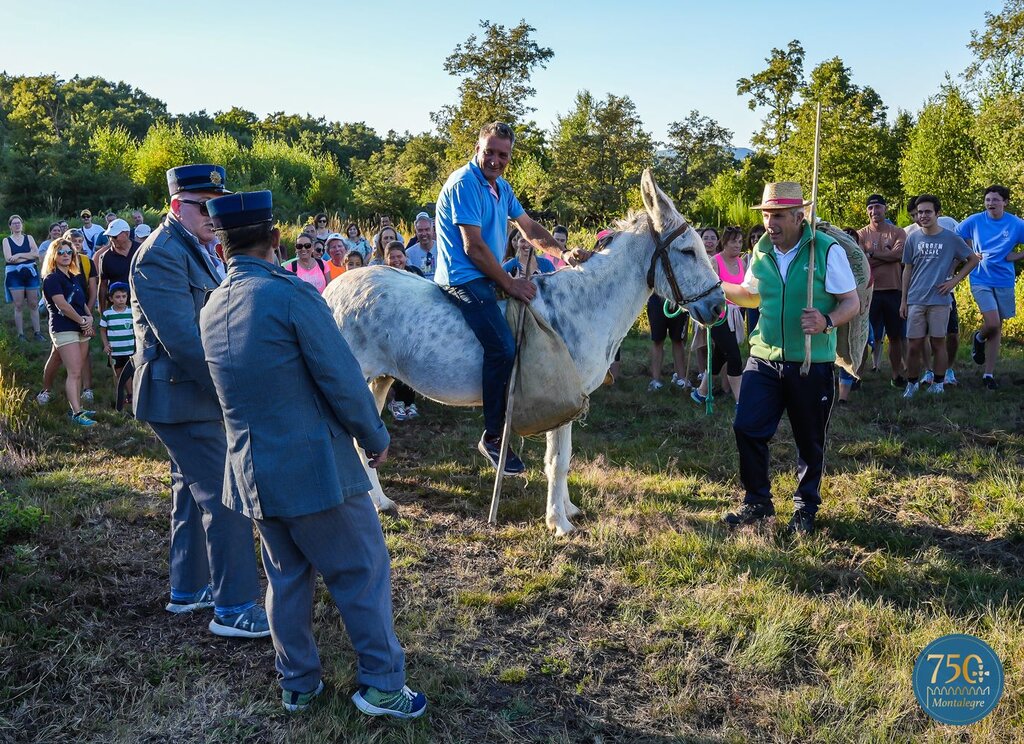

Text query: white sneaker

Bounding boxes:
[927,382,945,395]
[921,370,934,385]
[81,388,94,402]
[648,379,664,392]
[405,403,419,418]
[670,373,689,389]
[943,369,958,386]
[902,382,919,399]
[36,389,51,405]
[389,401,407,421]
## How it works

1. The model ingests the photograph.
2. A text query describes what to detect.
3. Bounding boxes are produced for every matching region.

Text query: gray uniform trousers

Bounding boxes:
[256,492,406,694]
[152,420,260,609]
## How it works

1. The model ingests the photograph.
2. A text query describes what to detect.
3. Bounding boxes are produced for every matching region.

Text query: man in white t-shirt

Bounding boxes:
[78,209,104,258]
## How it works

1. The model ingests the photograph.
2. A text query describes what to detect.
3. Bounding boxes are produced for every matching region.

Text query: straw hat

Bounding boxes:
[751,182,812,211]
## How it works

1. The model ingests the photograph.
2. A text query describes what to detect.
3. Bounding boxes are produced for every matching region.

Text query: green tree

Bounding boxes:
[901,84,979,219]
[549,91,653,225]
[432,20,553,164]
[350,144,415,220]
[654,110,735,215]
[774,57,901,226]
[737,40,806,156]
[394,133,448,206]
[974,92,1024,200]
[322,122,384,175]
[965,0,1024,97]
[213,107,259,147]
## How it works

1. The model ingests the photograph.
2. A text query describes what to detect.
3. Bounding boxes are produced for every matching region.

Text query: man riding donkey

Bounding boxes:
[434,121,592,473]
[718,182,861,535]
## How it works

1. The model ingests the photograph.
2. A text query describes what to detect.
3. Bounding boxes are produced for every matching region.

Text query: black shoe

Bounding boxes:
[786,509,815,535]
[982,375,998,390]
[850,379,861,391]
[723,502,775,528]
[972,332,985,365]
[890,376,907,388]
[477,433,526,475]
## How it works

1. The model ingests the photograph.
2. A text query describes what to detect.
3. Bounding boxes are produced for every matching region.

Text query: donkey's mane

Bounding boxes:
[611,210,653,236]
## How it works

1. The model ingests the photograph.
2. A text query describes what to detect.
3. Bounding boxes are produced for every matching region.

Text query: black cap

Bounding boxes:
[206,191,274,230]
[166,164,230,197]
[866,194,886,207]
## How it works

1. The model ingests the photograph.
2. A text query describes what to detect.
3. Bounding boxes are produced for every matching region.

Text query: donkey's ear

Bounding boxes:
[641,168,685,234]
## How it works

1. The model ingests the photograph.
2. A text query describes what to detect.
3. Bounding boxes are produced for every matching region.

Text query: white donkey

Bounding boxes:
[323,169,725,535]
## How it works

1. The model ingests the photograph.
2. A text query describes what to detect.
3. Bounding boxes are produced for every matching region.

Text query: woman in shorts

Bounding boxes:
[41,238,96,426]
[3,214,44,341]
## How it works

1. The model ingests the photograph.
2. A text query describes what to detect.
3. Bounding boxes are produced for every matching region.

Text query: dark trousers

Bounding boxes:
[257,494,406,694]
[444,278,515,436]
[732,358,835,514]
[152,420,261,611]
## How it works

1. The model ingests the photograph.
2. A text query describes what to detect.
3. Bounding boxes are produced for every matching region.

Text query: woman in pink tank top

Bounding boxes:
[692,227,747,406]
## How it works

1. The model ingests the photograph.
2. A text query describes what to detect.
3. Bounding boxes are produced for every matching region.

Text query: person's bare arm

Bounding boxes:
[937,252,981,295]
[460,224,536,303]
[514,213,594,266]
[900,263,912,319]
[721,282,760,309]
[873,231,906,263]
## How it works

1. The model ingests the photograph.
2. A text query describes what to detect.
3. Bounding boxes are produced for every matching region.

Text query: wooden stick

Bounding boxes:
[488,250,535,525]
[801,102,823,376]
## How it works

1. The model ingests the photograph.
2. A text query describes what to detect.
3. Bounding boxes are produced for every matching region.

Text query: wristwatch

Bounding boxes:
[823,314,834,334]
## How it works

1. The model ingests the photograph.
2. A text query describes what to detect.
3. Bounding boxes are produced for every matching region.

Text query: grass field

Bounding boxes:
[1,298,1022,743]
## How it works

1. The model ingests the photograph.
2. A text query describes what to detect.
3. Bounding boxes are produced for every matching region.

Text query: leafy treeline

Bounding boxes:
[1,4,1023,228]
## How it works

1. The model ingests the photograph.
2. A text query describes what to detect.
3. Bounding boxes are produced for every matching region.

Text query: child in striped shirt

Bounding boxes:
[99,282,135,409]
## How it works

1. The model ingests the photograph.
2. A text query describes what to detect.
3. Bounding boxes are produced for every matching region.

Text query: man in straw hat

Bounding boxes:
[716,182,861,535]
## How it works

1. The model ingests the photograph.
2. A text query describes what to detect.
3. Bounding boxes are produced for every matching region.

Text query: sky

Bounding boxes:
[1,0,1002,148]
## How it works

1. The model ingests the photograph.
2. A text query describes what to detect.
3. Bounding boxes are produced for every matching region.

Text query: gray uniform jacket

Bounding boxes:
[200,256,390,520]
[130,216,224,424]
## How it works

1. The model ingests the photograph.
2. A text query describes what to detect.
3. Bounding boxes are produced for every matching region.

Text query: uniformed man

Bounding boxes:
[199,191,427,717]
[130,165,268,637]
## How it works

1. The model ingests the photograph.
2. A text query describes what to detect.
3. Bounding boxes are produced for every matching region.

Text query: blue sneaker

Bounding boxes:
[477,433,525,475]
[352,685,427,719]
[209,605,271,638]
[166,585,214,614]
[690,389,707,406]
[70,411,96,427]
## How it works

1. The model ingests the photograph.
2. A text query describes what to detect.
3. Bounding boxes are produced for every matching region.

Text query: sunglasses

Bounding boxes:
[296,243,313,249]
[178,199,210,216]
[56,248,75,256]
[317,219,327,224]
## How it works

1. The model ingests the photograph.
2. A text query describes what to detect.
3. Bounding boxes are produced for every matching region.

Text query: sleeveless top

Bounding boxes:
[4,234,37,278]
[713,253,745,305]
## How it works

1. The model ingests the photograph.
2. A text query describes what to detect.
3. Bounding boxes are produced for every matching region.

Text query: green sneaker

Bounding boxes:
[352,685,427,719]
[282,680,324,712]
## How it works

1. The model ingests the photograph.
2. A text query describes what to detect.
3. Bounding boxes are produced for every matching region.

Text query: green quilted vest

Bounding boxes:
[748,223,838,363]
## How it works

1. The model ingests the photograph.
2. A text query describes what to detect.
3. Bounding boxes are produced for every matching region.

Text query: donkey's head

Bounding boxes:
[640,169,725,325]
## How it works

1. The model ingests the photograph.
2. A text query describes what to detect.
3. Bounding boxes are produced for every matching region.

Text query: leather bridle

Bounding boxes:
[645,216,722,307]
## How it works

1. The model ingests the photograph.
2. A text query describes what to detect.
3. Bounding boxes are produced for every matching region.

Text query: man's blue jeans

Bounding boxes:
[443,278,516,437]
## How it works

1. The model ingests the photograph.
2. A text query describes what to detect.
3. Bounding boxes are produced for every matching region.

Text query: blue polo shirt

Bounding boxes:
[435,159,524,286]
[956,210,1024,288]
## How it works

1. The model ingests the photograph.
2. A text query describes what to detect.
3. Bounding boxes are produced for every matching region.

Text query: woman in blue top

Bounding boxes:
[3,214,44,341]
[502,228,556,277]
[40,238,96,426]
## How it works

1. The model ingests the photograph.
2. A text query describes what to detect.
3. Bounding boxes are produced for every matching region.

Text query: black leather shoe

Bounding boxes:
[723,502,775,528]
[786,509,815,535]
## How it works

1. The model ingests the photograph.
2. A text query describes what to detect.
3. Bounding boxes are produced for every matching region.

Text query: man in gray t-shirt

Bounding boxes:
[899,195,980,397]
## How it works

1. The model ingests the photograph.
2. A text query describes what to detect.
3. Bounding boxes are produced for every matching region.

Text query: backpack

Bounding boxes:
[287,257,326,276]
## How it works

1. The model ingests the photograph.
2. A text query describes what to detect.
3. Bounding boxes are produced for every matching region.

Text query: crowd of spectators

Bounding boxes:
[4,185,1022,429]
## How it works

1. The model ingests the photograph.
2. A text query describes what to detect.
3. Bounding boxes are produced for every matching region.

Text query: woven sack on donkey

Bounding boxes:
[504,299,589,437]
[819,222,873,378]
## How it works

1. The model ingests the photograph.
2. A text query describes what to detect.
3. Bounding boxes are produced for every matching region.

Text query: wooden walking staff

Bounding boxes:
[801,102,823,376]
[488,249,536,525]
